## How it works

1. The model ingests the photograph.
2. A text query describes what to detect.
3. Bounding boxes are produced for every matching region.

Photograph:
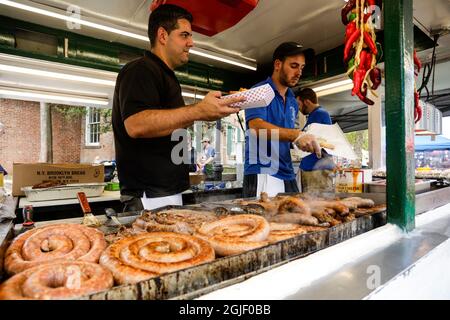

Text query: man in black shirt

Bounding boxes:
[112,4,244,211]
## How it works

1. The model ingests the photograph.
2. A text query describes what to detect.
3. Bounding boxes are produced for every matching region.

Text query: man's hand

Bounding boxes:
[294,133,322,158]
[196,91,245,121]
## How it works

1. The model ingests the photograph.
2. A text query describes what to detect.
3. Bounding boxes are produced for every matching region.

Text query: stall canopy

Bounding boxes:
[415,135,450,151]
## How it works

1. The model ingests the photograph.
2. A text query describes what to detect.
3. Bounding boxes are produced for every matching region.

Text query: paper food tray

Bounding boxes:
[21,183,106,202]
[221,84,275,109]
[297,123,358,160]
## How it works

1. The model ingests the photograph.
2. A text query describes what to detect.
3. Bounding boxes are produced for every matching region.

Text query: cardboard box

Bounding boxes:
[189,173,205,185]
[335,169,372,193]
[12,163,104,196]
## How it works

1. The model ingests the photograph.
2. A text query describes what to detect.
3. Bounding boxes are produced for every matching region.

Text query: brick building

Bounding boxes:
[0,98,115,175]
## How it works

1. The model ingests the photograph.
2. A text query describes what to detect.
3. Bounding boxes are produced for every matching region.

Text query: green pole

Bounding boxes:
[384,0,416,231]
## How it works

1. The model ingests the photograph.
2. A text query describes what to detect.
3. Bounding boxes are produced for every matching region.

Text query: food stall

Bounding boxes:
[1,0,450,301]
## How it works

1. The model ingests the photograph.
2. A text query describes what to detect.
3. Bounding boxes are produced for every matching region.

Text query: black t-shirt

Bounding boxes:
[112,51,189,198]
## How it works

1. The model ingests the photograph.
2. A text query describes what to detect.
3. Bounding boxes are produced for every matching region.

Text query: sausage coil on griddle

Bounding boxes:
[100,232,215,285]
[195,214,270,256]
[0,261,113,300]
[5,224,107,275]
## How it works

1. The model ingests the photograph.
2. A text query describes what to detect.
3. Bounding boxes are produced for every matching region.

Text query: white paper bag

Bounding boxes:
[298,123,358,160]
[221,84,275,109]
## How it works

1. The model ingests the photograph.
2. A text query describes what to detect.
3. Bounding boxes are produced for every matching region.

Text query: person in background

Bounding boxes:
[296,88,336,193]
[198,137,215,176]
[112,4,244,211]
[186,132,199,173]
[243,42,322,198]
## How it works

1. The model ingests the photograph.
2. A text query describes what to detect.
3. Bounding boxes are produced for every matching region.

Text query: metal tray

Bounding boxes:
[365,180,432,194]
[21,183,107,202]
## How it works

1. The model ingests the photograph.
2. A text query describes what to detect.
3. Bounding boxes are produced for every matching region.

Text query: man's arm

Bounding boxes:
[248,118,300,142]
[125,104,199,138]
[204,147,216,165]
[249,118,322,157]
[125,91,245,139]
[204,156,215,165]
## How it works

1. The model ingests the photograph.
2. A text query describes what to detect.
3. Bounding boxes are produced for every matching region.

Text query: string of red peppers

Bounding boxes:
[342,0,381,106]
[341,0,423,123]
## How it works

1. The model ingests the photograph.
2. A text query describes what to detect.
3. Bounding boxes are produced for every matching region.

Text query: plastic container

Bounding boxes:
[335,169,372,193]
[105,182,120,191]
[21,183,106,202]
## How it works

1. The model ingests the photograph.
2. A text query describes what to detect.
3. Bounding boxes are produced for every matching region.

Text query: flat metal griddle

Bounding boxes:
[0,197,387,300]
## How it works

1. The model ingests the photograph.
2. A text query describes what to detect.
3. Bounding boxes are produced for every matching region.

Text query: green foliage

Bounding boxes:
[51,104,113,133]
[99,108,112,134]
[52,104,87,120]
[345,130,369,150]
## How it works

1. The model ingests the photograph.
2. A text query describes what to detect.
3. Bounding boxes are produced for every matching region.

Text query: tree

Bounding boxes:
[345,130,369,163]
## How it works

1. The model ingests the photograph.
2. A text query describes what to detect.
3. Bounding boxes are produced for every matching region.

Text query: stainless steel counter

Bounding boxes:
[198,203,450,300]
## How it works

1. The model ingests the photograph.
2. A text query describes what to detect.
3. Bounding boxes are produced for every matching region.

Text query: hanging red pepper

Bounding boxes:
[341,0,357,25]
[363,50,373,71]
[363,32,378,55]
[352,52,364,96]
[345,21,357,43]
[357,88,375,106]
[352,50,371,98]
[363,12,373,23]
[413,49,422,74]
[369,67,382,90]
[413,49,422,123]
[360,50,370,69]
[414,91,422,123]
[344,30,361,63]
[352,69,366,97]
[416,104,422,123]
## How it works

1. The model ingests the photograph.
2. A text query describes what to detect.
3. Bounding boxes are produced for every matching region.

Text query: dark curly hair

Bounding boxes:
[148,4,193,48]
[295,88,318,104]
